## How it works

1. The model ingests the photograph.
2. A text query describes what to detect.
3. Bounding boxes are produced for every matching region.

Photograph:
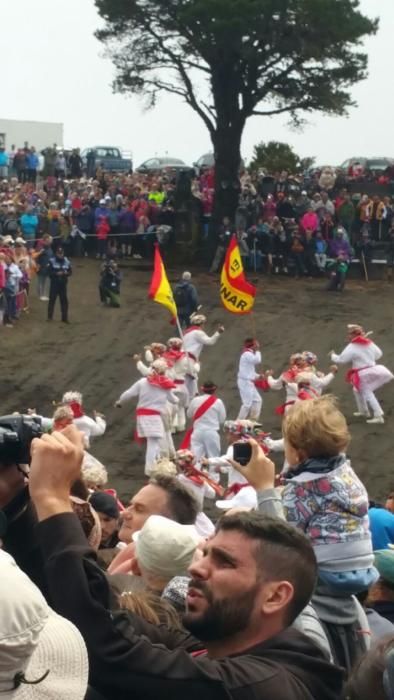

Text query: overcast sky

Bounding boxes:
[1,0,392,166]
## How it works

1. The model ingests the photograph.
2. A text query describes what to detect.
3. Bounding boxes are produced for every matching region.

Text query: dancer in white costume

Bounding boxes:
[134,346,176,457]
[182,313,224,399]
[331,324,393,424]
[164,337,189,433]
[237,338,263,420]
[62,391,106,448]
[115,359,178,474]
[266,353,307,416]
[182,381,226,462]
[204,420,266,490]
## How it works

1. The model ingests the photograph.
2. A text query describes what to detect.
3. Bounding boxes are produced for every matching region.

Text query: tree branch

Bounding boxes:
[143,24,216,134]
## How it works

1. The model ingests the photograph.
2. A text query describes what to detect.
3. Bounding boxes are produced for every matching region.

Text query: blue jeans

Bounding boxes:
[4,287,16,321]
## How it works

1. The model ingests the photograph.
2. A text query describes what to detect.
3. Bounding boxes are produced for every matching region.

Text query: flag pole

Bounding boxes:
[175,314,184,342]
[175,314,195,390]
[250,309,257,338]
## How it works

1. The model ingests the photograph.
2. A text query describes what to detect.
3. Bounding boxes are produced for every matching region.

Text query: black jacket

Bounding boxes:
[37,513,344,700]
[48,255,72,283]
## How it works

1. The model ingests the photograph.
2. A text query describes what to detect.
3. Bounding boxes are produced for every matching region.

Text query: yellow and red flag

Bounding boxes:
[148,245,177,321]
[220,235,256,314]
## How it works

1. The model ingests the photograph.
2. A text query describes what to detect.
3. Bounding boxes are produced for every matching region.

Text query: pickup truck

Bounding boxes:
[81,146,132,175]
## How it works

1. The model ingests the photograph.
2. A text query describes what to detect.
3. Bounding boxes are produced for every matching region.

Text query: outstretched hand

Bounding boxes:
[29,425,84,520]
[229,439,276,492]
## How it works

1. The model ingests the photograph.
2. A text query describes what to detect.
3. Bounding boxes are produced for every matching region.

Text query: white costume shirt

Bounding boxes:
[167,355,189,382]
[237,350,261,381]
[187,394,226,432]
[331,342,382,369]
[183,328,220,360]
[267,373,298,402]
[207,445,248,487]
[118,378,178,411]
[73,415,106,448]
[177,473,216,506]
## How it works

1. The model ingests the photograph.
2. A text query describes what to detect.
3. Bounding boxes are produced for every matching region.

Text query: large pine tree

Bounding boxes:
[95,0,377,223]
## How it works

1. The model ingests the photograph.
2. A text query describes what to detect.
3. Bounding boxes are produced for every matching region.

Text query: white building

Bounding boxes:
[0,118,63,151]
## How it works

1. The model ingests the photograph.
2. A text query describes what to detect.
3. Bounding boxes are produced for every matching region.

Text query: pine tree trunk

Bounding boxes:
[212,123,242,227]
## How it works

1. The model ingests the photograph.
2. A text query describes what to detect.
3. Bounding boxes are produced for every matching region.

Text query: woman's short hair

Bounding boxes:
[283,395,350,457]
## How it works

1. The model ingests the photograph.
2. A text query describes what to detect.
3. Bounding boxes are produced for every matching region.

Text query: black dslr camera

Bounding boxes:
[0,415,43,465]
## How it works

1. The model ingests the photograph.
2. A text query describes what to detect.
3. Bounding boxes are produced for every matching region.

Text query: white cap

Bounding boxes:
[62,391,82,406]
[151,358,168,375]
[99,198,106,205]
[182,271,191,281]
[189,313,206,325]
[0,550,88,699]
[167,337,183,347]
[133,515,199,579]
[216,486,258,511]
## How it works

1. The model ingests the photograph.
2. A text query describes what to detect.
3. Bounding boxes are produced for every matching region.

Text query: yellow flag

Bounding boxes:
[148,245,177,319]
[220,235,256,314]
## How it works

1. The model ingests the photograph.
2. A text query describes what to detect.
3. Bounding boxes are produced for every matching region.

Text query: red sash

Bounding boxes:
[135,407,161,442]
[351,336,372,345]
[282,367,302,383]
[346,366,371,392]
[183,326,201,335]
[184,466,224,497]
[163,349,185,366]
[174,379,185,385]
[275,400,295,416]
[254,377,270,391]
[187,351,197,361]
[297,387,319,401]
[70,401,84,418]
[180,395,218,449]
[147,374,176,390]
[224,482,250,499]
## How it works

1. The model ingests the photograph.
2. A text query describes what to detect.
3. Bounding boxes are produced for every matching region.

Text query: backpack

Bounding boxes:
[174,283,189,310]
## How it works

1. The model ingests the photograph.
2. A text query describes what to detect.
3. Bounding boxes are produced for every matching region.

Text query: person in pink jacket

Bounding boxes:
[300,206,319,234]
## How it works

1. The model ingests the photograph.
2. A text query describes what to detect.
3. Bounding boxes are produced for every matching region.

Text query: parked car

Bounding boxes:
[340,157,394,173]
[136,157,194,176]
[80,146,132,174]
[193,152,245,177]
[193,152,215,176]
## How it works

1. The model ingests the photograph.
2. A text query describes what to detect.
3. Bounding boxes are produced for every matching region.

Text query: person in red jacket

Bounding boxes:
[96,215,110,260]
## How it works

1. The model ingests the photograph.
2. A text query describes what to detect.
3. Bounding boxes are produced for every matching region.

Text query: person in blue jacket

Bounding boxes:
[369,502,394,550]
[26,147,39,184]
[20,205,39,250]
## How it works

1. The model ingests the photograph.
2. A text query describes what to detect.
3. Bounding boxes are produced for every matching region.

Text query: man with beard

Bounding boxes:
[28,426,344,700]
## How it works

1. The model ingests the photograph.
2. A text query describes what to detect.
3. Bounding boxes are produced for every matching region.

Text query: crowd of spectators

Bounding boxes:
[2,142,394,328]
[213,167,394,286]
[2,394,394,699]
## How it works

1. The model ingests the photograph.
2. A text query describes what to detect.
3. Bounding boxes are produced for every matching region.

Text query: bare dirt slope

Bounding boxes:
[1,259,393,503]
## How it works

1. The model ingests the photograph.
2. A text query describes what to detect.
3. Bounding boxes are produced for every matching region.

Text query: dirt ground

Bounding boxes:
[1,258,393,504]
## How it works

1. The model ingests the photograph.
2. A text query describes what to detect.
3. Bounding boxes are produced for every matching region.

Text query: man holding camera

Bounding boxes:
[99,260,121,308]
